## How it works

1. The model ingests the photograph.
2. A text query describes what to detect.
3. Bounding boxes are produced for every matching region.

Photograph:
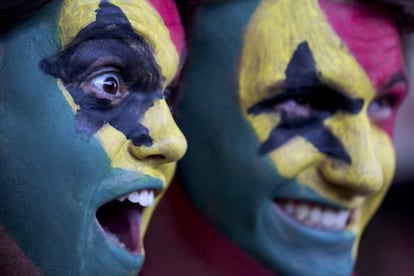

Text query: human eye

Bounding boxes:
[368,94,399,123]
[275,96,313,118]
[81,67,128,105]
[368,83,407,124]
[91,73,121,95]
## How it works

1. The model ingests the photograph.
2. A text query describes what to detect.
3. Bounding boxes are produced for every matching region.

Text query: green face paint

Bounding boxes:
[177,0,405,275]
[0,0,186,274]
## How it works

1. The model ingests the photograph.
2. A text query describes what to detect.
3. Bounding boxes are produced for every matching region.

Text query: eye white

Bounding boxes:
[368,98,392,123]
[276,99,312,117]
[91,73,120,96]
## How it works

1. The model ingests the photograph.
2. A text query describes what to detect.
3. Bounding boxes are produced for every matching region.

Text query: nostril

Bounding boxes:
[127,143,168,162]
[145,154,166,161]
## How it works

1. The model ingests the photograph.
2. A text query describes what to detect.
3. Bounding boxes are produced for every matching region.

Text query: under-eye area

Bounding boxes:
[38,1,167,145]
[96,189,161,255]
[248,83,360,162]
[40,39,163,145]
[368,72,407,124]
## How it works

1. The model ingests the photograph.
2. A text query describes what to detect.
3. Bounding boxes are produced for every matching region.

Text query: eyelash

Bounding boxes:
[274,97,312,118]
[91,73,122,95]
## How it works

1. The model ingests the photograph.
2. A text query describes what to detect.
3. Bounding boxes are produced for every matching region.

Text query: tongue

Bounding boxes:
[126,207,142,254]
[97,201,142,254]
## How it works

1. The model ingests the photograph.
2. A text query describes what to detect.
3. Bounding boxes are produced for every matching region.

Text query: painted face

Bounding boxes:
[178,0,407,275]
[0,0,186,274]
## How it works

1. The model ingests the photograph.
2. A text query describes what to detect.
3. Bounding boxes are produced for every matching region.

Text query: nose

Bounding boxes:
[128,99,187,164]
[318,114,389,196]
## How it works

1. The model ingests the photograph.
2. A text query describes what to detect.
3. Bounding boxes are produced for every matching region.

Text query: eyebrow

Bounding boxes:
[248,80,364,116]
[248,41,364,116]
[378,71,408,95]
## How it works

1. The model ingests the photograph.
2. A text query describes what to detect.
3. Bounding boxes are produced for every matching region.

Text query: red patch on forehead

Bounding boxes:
[318,0,406,136]
[318,0,403,90]
[148,0,186,57]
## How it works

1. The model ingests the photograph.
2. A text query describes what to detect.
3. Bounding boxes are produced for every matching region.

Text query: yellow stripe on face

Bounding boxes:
[59,0,179,86]
[57,0,185,246]
[239,0,396,257]
[240,0,375,149]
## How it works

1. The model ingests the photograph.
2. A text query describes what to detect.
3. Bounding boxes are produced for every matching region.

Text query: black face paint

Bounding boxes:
[248,42,365,164]
[40,0,164,147]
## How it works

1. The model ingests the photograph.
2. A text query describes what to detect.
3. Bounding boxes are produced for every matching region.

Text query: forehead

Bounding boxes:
[240,0,403,98]
[319,0,403,90]
[59,0,180,84]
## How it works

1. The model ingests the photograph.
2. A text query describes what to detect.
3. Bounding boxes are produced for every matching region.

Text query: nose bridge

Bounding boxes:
[128,99,187,164]
[320,114,383,195]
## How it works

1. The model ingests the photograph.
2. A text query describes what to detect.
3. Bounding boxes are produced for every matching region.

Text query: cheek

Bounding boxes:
[159,162,177,186]
[246,113,282,145]
[376,110,398,138]
[373,128,396,184]
[358,128,395,229]
[268,137,324,179]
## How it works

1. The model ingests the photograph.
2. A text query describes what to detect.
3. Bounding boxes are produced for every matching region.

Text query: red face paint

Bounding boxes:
[149,0,186,57]
[319,0,408,136]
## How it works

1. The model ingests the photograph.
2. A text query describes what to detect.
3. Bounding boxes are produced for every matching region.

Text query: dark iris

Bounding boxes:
[103,76,119,95]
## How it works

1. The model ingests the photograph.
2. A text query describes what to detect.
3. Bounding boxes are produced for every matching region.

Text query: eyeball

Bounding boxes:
[91,73,120,95]
[276,98,312,117]
[368,96,393,123]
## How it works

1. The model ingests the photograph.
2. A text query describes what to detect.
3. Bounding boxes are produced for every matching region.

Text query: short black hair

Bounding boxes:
[0,0,52,33]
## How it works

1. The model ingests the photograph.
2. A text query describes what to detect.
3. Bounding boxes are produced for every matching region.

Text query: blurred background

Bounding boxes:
[356,37,414,276]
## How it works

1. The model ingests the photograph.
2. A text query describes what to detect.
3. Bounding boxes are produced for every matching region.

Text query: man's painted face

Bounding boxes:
[178,0,407,275]
[0,0,186,274]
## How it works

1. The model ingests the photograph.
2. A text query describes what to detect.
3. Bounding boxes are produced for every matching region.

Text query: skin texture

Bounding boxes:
[176,0,407,275]
[0,0,186,274]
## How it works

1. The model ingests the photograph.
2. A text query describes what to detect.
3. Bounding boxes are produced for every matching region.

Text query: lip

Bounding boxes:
[89,169,163,264]
[273,198,354,231]
[270,179,358,235]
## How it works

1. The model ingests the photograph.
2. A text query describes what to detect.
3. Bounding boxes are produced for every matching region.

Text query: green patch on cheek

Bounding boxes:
[0,1,116,273]
[176,1,356,275]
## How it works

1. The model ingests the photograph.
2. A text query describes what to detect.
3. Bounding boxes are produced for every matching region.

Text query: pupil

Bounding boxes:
[103,77,118,94]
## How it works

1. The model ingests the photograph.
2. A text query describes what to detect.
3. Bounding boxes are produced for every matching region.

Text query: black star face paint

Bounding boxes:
[248,42,365,163]
[233,0,406,274]
[41,2,164,146]
[0,0,186,275]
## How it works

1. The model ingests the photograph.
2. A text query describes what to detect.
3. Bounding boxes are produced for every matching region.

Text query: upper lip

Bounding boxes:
[91,172,163,255]
[91,172,163,210]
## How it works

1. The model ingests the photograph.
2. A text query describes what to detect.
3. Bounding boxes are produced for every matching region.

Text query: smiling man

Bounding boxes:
[142,0,413,275]
[0,0,186,274]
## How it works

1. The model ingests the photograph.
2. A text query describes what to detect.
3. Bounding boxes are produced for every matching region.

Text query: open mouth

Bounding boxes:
[96,189,156,255]
[274,199,352,231]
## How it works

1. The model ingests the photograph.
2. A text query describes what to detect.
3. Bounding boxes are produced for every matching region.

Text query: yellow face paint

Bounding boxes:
[95,99,186,239]
[239,0,401,257]
[56,0,186,253]
[59,0,179,86]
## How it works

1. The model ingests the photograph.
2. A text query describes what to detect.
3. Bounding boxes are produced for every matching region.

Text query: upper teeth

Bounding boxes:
[117,190,155,207]
[277,200,351,231]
